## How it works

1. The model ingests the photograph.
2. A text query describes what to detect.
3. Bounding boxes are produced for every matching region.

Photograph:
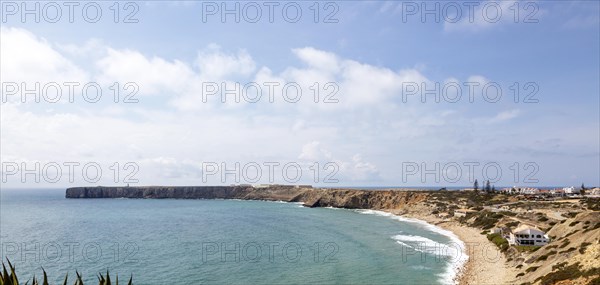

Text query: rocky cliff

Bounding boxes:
[65,186,430,210]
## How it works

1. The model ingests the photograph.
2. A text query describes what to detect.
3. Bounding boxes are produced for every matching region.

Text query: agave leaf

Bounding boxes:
[62,273,68,285]
[127,274,132,285]
[76,271,84,285]
[2,262,9,285]
[106,270,111,285]
[7,259,18,285]
[42,267,49,285]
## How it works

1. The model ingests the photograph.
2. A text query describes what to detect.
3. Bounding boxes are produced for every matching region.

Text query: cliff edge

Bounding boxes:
[65,186,430,210]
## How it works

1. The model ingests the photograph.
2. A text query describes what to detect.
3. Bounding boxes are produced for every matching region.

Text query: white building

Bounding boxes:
[563,186,580,195]
[509,225,549,246]
[520,188,540,195]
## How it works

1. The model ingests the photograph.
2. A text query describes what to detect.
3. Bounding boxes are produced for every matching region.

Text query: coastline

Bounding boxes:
[386,209,518,285]
[65,186,518,284]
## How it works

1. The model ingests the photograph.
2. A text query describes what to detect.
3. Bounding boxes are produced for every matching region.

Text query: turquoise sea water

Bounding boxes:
[0,189,464,285]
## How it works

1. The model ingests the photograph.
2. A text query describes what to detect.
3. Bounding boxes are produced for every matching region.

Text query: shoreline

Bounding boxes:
[386,209,517,285]
[64,186,518,284]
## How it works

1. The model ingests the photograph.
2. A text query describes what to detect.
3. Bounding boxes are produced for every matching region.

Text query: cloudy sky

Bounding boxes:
[1,1,599,188]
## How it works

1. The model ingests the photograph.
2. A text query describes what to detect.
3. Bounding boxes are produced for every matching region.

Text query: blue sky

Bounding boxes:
[1,0,599,188]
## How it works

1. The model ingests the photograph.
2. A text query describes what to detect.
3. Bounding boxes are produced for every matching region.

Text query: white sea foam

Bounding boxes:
[290,202,306,208]
[356,209,468,285]
[394,240,414,249]
[411,265,432,270]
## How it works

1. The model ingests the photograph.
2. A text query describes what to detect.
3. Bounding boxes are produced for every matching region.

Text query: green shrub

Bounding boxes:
[569,221,581,227]
[472,211,501,230]
[539,263,582,285]
[559,247,577,254]
[526,266,539,273]
[536,250,557,261]
[589,276,600,285]
[579,242,592,254]
[552,262,567,271]
[564,212,579,218]
[486,233,509,252]
[584,223,600,233]
[515,245,541,252]
[538,262,600,285]
[582,198,600,211]
[0,260,133,285]
[559,239,570,248]
[565,230,579,238]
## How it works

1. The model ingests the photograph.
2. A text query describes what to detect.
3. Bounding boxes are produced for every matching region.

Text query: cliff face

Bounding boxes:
[66,186,255,199]
[65,186,430,210]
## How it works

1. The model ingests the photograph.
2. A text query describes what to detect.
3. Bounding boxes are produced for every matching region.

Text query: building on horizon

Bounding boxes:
[563,186,580,195]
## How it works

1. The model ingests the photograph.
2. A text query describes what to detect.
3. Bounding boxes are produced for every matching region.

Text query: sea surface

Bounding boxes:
[0,189,465,285]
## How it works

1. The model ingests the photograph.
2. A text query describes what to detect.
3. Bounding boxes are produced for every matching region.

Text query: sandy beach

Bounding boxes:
[387,210,518,285]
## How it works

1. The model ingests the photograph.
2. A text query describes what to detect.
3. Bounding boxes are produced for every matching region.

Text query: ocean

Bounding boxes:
[0,189,465,284]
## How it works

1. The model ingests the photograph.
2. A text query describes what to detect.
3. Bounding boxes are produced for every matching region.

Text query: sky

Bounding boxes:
[0,0,599,188]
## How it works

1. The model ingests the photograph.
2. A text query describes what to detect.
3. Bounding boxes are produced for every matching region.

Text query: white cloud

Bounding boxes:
[299,141,333,161]
[347,154,380,181]
[96,48,196,96]
[0,27,88,86]
[6,27,593,187]
[489,109,521,123]
[195,44,256,80]
[292,47,340,74]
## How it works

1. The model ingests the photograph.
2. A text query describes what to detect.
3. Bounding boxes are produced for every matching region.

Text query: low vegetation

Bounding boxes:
[559,247,577,254]
[0,260,132,285]
[514,245,541,252]
[584,222,600,233]
[536,262,600,285]
[536,250,557,261]
[581,198,600,211]
[579,242,592,254]
[423,191,600,284]
[469,211,504,230]
[487,233,509,252]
